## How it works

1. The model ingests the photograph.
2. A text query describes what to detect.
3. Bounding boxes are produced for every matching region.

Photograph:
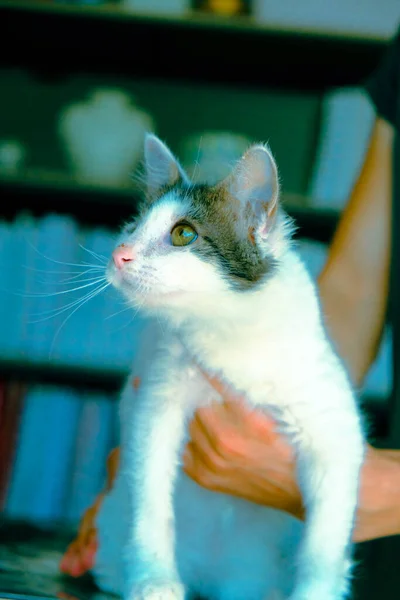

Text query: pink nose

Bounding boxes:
[112,244,134,269]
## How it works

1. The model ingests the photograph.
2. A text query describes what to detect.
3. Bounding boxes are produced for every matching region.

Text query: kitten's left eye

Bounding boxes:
[170,223,198,247]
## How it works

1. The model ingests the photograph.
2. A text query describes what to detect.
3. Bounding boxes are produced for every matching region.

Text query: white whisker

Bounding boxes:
[27,241,103,269]
[28,284,109,321]
[79,244,109,265]
[60,267,106,283]
[105,304,132,321]
[49,282,110,357]
[57,274,107,286]
[17,277,106,298]
[22,265,103,276]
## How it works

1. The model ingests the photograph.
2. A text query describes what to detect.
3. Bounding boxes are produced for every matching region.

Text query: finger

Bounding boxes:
[191,406,225,449]
[198,368,240,402]
[69,554,86,578]
[200,395,276,441]
[60,540,79,573]
[59,552,72,574]
[187,420,226,474]
[183,443,220,491]
[60,548,79,576]
[82,539,98,570]
[228,402,278,437]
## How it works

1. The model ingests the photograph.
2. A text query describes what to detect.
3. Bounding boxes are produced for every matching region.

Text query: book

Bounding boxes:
[22,213,80,364]
[308,87,375,209]
[65,391,116,524]
[0,381,25,508]
[5,385,81,525]
[0,214,38,360]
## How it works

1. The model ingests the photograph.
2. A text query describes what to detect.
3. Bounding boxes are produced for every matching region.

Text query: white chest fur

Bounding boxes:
[93,250,364,600]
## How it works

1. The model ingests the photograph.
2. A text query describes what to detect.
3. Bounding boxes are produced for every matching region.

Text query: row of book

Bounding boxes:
[309,87,375,209]
[297,239,392,402]
[0,332,392,530]
[0,380,118,527]
[0,212,145,371]
[0,212,392,397]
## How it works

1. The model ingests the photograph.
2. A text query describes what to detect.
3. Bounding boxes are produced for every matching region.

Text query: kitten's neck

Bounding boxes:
[159,249,317,341]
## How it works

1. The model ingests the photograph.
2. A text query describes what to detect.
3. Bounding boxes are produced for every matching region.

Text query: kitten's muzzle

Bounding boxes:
[112,244,134,270]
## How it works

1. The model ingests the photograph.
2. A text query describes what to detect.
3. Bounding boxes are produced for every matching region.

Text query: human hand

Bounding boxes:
[183,375,303,518]
[59,492,103,577]
[59,445,120,576]
[183,373,400,544]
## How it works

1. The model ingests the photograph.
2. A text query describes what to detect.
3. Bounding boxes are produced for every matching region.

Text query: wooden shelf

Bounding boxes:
[0,169,340,242]
[0,1,388,91]
[0,356,390,438]
[0,357,126,393]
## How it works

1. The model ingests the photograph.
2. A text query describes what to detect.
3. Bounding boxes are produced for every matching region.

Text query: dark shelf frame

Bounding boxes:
[0,5,398,598]
[0,357,126,393]
[0,1,388,91]
[0,171,340,242]
[0,356,390,438]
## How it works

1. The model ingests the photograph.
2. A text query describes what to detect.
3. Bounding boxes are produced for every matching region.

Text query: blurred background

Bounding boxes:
[0,0,400,598]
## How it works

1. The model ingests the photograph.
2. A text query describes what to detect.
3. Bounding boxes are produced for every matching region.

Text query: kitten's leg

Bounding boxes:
[250,381,363,600]
[285,389,364,600]
[122,346,190,600]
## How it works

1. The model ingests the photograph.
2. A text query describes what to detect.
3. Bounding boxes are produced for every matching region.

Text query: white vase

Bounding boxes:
[123,0,190,15]
[59,88,154,187]
[181,131,251,185]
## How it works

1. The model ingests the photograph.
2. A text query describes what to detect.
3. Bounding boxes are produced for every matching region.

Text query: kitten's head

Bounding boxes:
[107,134,292,317]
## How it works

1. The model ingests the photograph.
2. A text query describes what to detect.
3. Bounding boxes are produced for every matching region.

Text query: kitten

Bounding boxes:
[92,134,364,600]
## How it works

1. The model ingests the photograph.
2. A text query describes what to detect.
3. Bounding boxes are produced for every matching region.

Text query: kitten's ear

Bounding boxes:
[221,144,279,236]
[144,134,190,200]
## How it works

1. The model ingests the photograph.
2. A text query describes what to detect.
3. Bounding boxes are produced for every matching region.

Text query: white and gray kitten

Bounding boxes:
[92,134,364,600]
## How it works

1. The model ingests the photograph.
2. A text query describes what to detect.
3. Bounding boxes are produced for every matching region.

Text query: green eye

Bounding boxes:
[171,223,198,247]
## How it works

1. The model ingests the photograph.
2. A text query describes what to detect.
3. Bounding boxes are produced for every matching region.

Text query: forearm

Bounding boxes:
[290,446,400,543]
[354,446,400,542]
[317,117,393,386]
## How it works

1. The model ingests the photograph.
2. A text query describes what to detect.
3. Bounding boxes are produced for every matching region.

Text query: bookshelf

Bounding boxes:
[0,170,340,241]
[0,1,388,90]
[0,1,391,416]
[0,4,392,410]
[0,3,397,599]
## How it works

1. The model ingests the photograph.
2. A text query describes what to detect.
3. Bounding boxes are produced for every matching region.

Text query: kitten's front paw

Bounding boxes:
[127,578,185,600]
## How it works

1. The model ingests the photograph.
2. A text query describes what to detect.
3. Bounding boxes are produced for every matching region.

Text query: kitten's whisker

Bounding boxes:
[105,305,132,321]
[27,242,103,269]
[57,274,107,286]
[80,261,107,268]
[108,312,136,333]
[130,283,148,320]
[22,265,102,276]
[28,284,108,321]
[49,282,110,357]
[79,244,108,265]
[190,135,203,184]
[156,309,165,336]
[60,267,105,283]
[18,277,106,298]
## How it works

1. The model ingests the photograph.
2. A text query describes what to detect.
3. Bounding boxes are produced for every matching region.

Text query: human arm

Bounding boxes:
[183,381,400,544]
[183,116,398,544]
[59,446,120,576]
[318,116,394,385]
